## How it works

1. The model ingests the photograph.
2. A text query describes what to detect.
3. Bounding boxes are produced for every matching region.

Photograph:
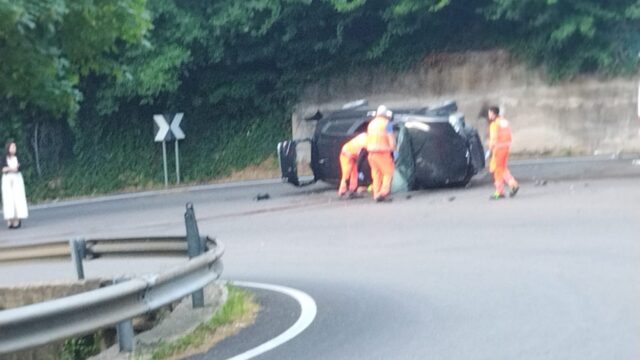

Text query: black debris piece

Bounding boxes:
[255,193,271,201]
[534,179,548,186]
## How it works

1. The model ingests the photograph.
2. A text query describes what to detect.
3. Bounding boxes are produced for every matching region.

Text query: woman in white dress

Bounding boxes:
[2,141,28,229]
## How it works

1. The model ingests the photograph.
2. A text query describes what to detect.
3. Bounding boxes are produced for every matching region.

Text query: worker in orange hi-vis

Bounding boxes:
[338,132,368,198]
[487,106,519,200]
[366,105,396,202]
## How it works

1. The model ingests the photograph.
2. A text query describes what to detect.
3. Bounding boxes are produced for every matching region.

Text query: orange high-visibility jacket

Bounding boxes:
[341,133,368,158]
[489,117,512,150]
[366,116,393,152]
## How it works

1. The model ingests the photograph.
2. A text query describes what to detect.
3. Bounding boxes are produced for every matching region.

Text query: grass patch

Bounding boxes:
[60,335,100,360]
[148,284,259,360]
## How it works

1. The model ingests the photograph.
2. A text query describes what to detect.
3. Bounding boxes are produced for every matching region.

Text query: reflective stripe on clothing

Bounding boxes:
[366,116,393,152]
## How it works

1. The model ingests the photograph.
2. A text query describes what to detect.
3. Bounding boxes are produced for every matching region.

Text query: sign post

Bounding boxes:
[175,141,180,185]
[170,113,185,184]
[162,141,169,187]
[153,113,185,187]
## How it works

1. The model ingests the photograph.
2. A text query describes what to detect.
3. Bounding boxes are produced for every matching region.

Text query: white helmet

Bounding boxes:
[376,105,390,118]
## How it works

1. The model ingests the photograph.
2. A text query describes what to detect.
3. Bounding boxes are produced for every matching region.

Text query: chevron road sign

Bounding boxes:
[154,113,185,142]
[153,113,186,187]
[170,113,185,140]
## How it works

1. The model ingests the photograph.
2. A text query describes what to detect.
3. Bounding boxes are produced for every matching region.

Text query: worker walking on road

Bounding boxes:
[367,105,395,202]
[338,132,368,198]
[487,106,519,200]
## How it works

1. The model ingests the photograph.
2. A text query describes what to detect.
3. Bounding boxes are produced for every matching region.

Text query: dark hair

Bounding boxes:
[5,140,15,157]
[488,106,500,115]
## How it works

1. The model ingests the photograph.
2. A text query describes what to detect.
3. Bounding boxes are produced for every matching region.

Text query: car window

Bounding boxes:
[321,118,365,136]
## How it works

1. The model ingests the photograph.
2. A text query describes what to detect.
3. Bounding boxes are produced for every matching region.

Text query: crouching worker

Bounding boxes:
[338,132,368,198]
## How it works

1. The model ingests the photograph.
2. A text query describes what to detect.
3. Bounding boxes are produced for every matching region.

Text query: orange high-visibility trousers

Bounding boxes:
[338,154,359,195]
[492,148,518,195]
[489,153,497,174]
[368,151,394,199]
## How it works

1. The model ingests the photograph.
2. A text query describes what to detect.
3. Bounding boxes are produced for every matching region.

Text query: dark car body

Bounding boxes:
[277,101,485,190]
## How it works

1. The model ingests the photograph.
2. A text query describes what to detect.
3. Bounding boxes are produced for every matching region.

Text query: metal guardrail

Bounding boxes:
[0,202,224,355]
[0,237,190,263]
[0,241,70,262]
[0,239,223,354]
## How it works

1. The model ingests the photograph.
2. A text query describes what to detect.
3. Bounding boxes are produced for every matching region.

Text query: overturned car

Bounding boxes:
[277,100,485,191]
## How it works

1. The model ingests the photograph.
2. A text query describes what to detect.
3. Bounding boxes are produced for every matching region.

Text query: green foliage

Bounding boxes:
[330,0,367,13]
[60,335,98,360]
[0,0,150,118]
[483,0,640,78]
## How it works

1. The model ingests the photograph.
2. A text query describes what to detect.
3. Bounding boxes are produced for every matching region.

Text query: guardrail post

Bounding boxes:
[114,277,135,353]
[185,202,205,308]
[69,238,86,280]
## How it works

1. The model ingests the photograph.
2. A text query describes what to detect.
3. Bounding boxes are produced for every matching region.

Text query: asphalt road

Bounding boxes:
[1,157,639,359]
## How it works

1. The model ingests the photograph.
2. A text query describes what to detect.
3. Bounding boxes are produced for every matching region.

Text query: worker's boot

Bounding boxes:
[348,192,363,199]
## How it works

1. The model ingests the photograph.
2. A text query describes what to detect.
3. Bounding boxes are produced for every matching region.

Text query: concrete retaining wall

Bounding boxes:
[0,280,103,360]
[0,279,102,309]
[292,50,640,159]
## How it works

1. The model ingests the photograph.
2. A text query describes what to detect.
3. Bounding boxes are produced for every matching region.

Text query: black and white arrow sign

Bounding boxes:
[153,113,185,142]
[153,114,170,142]
[170,113,185,140]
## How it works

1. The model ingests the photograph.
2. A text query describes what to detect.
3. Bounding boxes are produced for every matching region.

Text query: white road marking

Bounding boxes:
[227,281,317,360]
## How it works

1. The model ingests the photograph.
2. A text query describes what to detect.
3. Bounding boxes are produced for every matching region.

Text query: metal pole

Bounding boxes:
[162,141,168,188]
[69,238,85,280]
[184,202,204,308]
[185,202,201,257]
[114,278,135,353]
[175,140,181,185]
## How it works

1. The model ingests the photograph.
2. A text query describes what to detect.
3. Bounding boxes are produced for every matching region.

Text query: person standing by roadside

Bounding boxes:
[487,106,519,200]
[338,132,368,198]
[366,105,395,202]
[2,140,28,228]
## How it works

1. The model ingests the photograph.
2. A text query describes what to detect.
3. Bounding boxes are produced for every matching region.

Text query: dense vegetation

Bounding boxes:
[1,0,638,200]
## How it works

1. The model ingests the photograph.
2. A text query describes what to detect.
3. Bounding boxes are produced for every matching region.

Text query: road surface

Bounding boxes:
[1,157,639,359]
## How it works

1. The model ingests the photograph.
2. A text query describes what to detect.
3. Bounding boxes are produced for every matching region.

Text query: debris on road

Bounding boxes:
[534,179,548,186]
[255,193,271,201]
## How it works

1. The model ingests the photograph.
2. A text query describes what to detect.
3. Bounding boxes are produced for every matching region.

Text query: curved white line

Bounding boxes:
[226,281,317,360]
